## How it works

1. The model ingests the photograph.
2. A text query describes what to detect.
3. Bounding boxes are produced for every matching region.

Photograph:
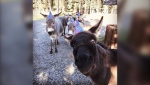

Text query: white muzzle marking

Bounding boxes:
[48,28,54,32]
[68,30,73,35]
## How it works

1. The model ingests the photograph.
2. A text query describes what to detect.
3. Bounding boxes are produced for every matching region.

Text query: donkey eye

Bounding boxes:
[91,39,95,43]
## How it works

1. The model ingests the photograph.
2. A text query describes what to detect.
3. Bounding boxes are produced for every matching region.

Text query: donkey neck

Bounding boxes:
[90,44,111,85]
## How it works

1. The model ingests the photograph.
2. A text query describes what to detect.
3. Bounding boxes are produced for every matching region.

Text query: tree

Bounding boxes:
[84,0,86,14]
[48,0,52,11]
[33,0,116,14]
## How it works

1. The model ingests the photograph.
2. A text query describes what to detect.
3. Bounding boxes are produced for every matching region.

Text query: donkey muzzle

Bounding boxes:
[68,30,73,35]
[48,28,54,36]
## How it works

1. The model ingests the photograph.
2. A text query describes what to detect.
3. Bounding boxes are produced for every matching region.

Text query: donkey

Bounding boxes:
[41,11,68,36]
[58,16,68,35]
[65,18,83,36]
[67,18,76,35]
[65,16,117,85]
[46,11,65,54]
[76,12,84,25]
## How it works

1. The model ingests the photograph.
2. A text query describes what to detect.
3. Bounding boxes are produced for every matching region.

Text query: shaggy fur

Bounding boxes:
[70,32,117,85]
[65,16,117,85]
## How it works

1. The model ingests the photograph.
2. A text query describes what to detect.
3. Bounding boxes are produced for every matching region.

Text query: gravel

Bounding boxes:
[33,19,93,85]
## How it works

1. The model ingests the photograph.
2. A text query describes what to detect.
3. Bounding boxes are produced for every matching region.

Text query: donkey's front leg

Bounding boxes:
[64,26,66,35]
[55,39,58,53]
[50,39,53,54]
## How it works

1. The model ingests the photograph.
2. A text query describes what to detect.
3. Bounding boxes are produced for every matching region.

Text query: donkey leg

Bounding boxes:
[55,39,58,53]
[62,26,66,36]
[50,40,53,54]
[57,39,59,45]
[64,26,66,35]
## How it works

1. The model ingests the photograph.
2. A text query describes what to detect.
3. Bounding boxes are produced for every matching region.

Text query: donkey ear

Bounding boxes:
[40,12,48,18]
[53,11,62,17]
[88,16,103,33]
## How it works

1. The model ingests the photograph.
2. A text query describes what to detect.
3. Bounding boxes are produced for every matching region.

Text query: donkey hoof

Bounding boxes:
[55,49,58,53]
[50,50,53,54]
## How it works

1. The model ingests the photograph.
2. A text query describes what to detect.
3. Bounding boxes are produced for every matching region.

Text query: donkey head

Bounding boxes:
[46,11,61,35]
[67,16,104,76]
[71,32,98,76]
[65,16,103,41]
[67,18,75,35]
[76,12,84,25]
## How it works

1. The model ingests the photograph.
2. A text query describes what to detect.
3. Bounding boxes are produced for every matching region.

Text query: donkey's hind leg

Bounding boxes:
[62,26,66,36]
[50,40,53,54]
[55,39,58,53]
